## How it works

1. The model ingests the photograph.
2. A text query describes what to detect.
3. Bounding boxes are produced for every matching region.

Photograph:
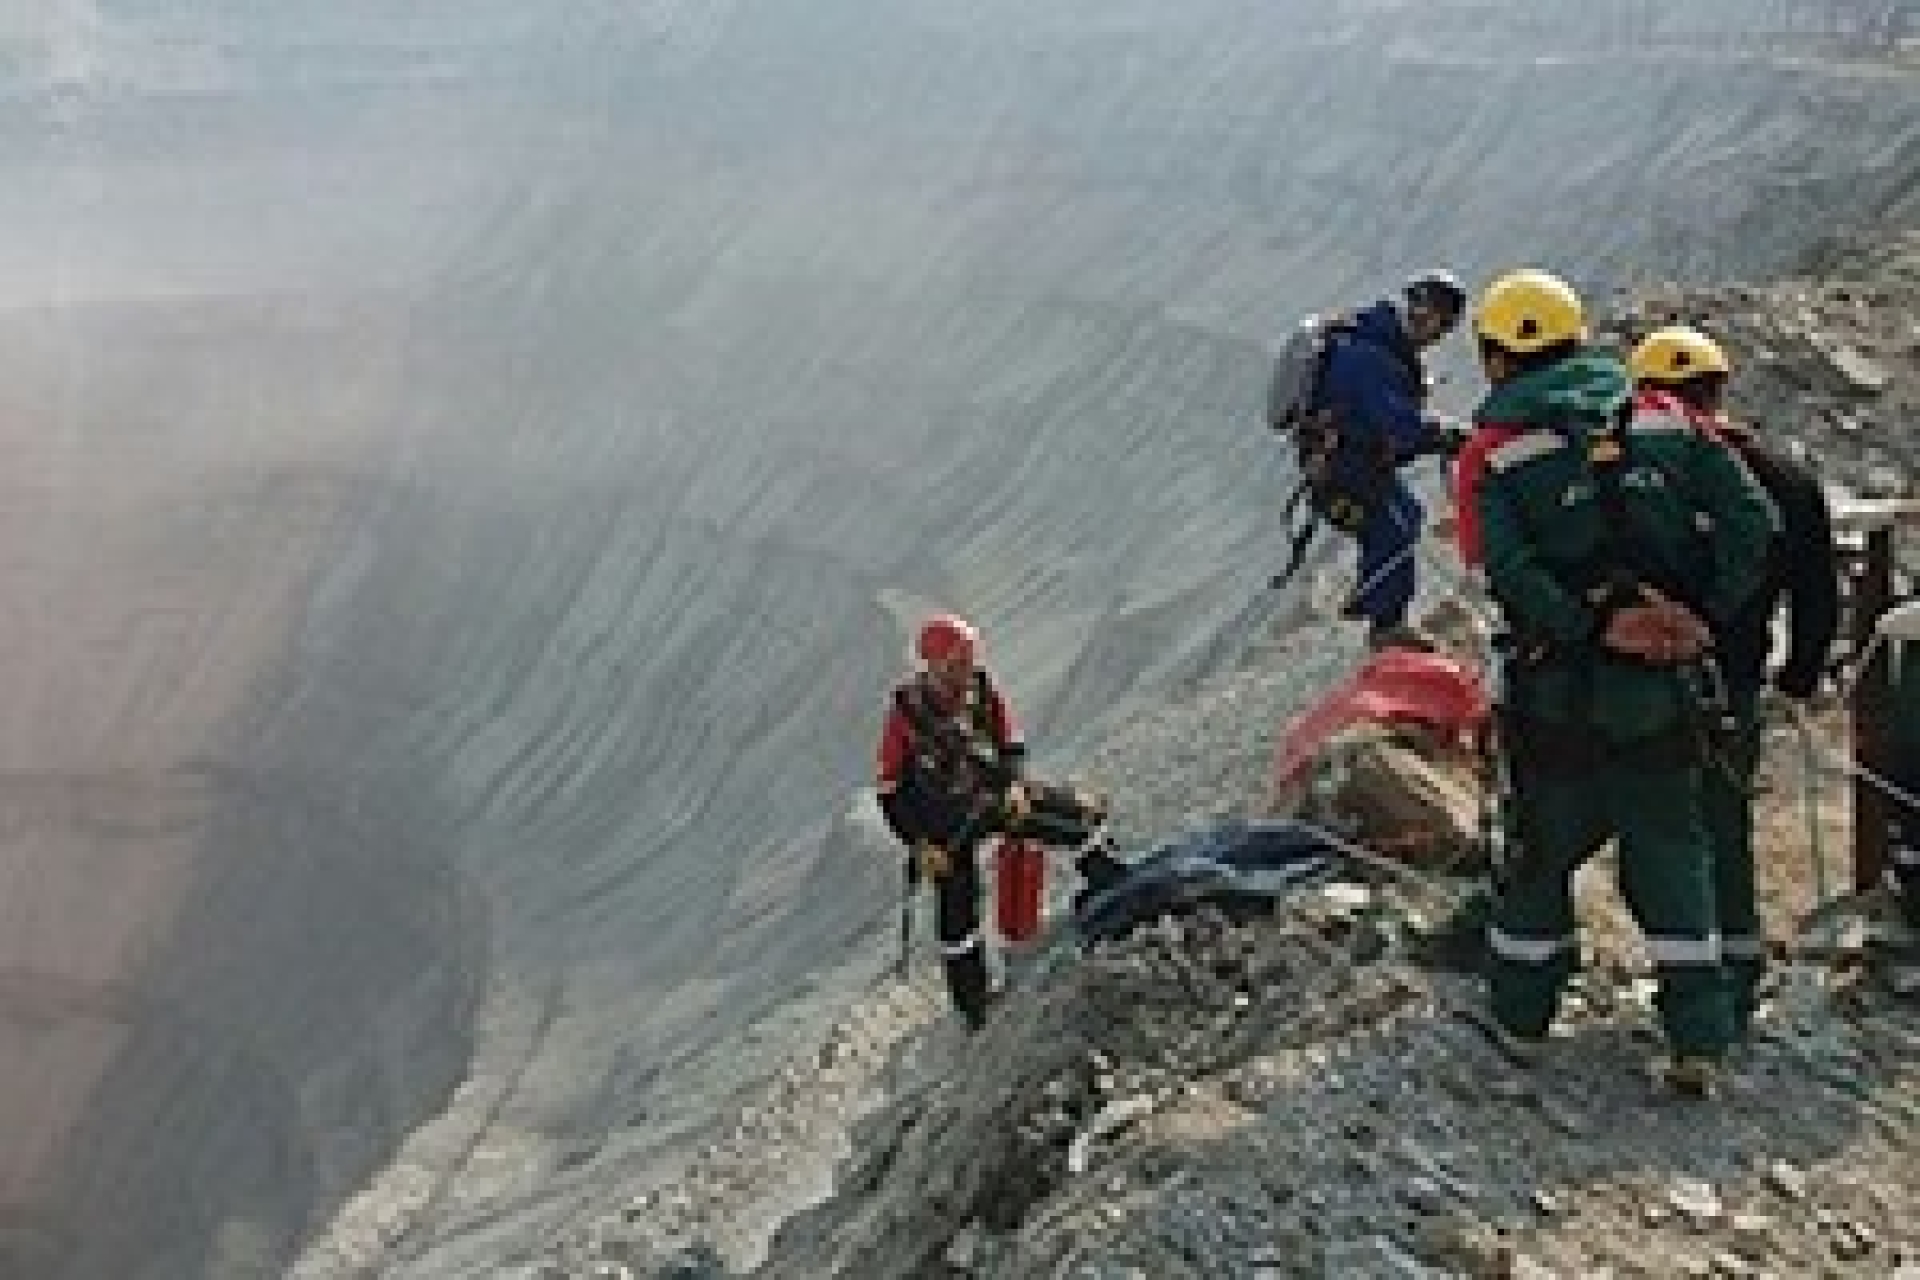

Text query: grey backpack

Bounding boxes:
[1264,310,1352,433]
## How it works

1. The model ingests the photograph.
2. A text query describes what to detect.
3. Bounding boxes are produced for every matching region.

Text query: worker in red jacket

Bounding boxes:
[875,613,1030,1029]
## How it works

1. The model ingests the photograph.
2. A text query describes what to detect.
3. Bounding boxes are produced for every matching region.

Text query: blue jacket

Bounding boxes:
[1317,300,1434,465]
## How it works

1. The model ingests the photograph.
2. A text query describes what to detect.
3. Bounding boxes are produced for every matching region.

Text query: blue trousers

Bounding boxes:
[1349,483,1421,633]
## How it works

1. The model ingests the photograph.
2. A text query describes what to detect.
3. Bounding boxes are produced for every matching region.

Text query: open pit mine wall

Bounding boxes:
[2,3,1915,1276]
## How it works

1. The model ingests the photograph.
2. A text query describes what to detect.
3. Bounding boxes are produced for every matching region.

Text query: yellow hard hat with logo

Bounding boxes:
[1629,326,1731,383]
[1474,269,1588,353]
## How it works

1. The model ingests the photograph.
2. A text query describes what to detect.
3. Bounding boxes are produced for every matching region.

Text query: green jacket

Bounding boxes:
[1474,352,1778,741]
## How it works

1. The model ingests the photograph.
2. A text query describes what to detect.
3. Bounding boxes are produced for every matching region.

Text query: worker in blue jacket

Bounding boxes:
[1313,270,1467,644]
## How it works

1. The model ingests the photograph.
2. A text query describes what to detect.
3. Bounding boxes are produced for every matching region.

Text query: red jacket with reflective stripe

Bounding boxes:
[875,671,1022,847]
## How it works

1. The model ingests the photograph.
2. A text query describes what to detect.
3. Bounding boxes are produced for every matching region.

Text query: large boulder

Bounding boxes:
[1271,722,1487,875]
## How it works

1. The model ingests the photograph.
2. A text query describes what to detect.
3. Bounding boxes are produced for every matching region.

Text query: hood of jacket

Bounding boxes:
[1346,299,1416,362]
[1475,349,1631,426]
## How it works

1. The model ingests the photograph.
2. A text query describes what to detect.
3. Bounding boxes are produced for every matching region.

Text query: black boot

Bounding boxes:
[1075,841,1128,896]
[944,947,993,1031]
[1891,837,1920,932]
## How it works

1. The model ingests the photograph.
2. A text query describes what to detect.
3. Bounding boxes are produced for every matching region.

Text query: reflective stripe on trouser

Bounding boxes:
[1489,928,1574,965]
[1700,692,1765,1032]
[1489,749,1732,1057]
[935,843,991,1021]
[1350,483,1421,632]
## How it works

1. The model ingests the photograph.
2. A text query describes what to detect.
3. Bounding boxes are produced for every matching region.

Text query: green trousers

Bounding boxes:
[1699,691,1764,1037]
[1488,741,1733,1059]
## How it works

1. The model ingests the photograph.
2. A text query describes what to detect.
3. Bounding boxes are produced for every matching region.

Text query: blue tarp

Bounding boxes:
[1070,819,1342,942]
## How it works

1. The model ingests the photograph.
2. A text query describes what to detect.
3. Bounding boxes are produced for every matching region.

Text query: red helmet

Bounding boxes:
[916,613,979,665]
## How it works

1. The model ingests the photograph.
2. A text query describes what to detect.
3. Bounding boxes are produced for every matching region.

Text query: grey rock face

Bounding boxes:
[8,3,1920,1278]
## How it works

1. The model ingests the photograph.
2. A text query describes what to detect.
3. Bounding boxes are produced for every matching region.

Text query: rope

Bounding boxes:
[1770,700,1844,1050]
[1010,682,1920,1121]
[1785,701,1920,820]
[1037,517,1915,1103]
[1757,702,1920,1126]
[1788,702,1834,916]
[1329,513,1920,1116]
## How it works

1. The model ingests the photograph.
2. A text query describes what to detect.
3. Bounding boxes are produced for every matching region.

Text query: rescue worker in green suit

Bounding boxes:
[1629,326,1839,1036]
[1464,269,1778,1096]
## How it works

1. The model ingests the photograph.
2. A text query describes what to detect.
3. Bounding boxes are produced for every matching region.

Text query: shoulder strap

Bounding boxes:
[1310,311,1358,367]
[974,666,998,719]
[893,673,1002,770]
[893,682,946,752]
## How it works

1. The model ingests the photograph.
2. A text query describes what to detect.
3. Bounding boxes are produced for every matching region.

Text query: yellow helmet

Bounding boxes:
[1629,326,1731,384]
[1473,269,1588,353]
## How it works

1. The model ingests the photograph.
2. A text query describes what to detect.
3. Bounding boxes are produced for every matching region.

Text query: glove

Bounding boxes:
[1003,781,1032,822]
[1600,604,1705,664]
[1641,588,1711,663]
[915,842,951,881]
[1600,605,1674,661]
[1600,586,1710,665]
